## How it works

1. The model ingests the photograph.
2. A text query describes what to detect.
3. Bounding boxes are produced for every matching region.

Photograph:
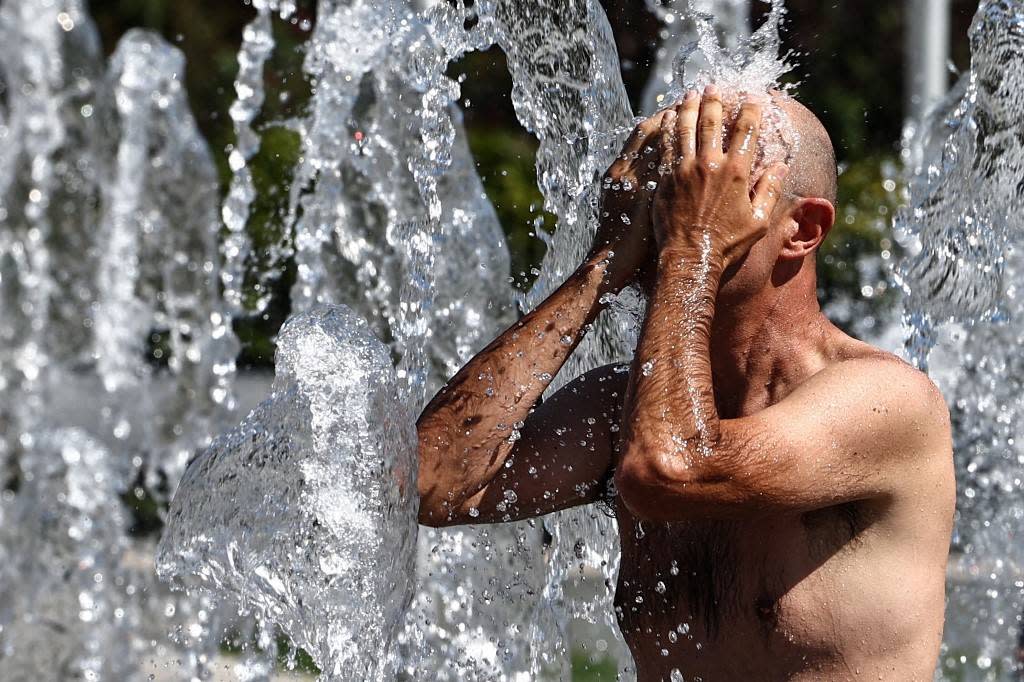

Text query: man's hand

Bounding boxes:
[652,87,788,267]
[590,110,670,292]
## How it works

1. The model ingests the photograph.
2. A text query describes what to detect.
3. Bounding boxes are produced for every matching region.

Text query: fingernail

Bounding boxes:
[778,165,790,179]
[684,89,698,101]
[705,84,719,96]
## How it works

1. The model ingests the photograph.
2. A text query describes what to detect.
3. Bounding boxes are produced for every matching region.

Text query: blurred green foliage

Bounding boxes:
[572,651,620,681]
[465,127,554,291]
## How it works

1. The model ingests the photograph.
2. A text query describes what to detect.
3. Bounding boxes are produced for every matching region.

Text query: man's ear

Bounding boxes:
[780,197,835,259]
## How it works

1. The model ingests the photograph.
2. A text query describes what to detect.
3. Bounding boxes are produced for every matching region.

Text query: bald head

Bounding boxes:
[719,92,838,206]
[774,96,838,205]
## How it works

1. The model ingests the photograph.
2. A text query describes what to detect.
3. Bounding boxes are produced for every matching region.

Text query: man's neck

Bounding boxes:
[709,284,839,417]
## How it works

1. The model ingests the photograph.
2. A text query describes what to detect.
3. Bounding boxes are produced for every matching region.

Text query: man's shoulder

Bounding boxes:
[803,348,951,453]
[829,348,946,410]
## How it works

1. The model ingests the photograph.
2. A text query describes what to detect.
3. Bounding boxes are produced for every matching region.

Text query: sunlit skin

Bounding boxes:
[416,87,954,681]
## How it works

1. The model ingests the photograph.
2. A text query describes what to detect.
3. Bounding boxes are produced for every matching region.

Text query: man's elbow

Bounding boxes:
[417,506,450,528]
[416,483,459,528]
[614,447,705,522]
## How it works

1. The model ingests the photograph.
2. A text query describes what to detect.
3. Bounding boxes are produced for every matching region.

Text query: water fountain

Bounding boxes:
[0,1,246,678]
[897,2,1024,678]
[4,0,1024,680]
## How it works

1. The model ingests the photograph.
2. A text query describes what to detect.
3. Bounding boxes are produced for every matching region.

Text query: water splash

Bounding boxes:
[896,3,1024,679]
[896,0,1024,365]
[650,0,789,104]
[0,3,241,679]
[158,305,418,680]
[0,0,103,470]
[0,429,131,680]
[221,1,296,314]
[163,2,546,679]
[642,0,752,113]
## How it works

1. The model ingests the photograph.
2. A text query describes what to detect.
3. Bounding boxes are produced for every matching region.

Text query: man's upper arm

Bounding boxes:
[621,357,952,520]
[448,364,626,525]
[718,357,951,512]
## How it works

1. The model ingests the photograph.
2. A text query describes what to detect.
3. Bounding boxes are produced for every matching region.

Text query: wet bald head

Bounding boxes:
[773,95,838,205]
[720,91,838,206]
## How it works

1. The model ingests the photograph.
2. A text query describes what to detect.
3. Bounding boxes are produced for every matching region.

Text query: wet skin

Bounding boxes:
[416,89,954,680]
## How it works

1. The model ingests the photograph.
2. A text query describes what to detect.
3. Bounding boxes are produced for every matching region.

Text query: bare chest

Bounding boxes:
[613,502,877,669]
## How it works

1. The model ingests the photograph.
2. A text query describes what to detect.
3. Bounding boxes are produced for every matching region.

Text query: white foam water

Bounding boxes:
[157,305,419,680]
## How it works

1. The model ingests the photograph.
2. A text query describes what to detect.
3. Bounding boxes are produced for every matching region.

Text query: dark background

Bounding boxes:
[89,0,982,365]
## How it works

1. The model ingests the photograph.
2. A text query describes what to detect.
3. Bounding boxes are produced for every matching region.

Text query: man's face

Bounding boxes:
[717,200,791,303]
[713,92,797,303]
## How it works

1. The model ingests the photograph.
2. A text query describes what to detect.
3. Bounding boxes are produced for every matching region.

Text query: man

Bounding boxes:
[417,87,954,680]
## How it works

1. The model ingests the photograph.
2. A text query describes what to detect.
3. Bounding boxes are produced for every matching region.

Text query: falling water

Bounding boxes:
[221,1,296,315]
[0,1,244,678]
[897,1,1024,679]
[642,0,751,114]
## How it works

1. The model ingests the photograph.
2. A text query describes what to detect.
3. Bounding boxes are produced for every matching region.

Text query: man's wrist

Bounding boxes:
[658,234,727,270]
[584,245,633,296]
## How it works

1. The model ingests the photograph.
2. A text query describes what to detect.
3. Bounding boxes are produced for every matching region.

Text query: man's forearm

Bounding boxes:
[416,246,619,522]
[622,237,725,465]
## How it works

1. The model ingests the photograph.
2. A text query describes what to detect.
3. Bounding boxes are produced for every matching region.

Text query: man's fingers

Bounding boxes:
[675,89,700,161]
[752,163,789,220]
[697,84,724,158]
[659,108,679,172]
[638,109,671,166]
[618,124,649,161]
[610,110,669,179]
[631,110,670,153]
[729,100,763,178]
